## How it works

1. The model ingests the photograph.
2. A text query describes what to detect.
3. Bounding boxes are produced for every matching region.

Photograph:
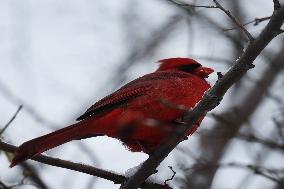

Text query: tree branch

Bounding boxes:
[0,80,58,129]
[0,140,167,189]
[166,0,217,9]
[237,133,284,152]
[0,105,23,136]
[224,16,271,32]
[185,161,283,183]
[167,0,254,41]
[273,0,281,10]
[213,0,254,41]
[120,4,284,189]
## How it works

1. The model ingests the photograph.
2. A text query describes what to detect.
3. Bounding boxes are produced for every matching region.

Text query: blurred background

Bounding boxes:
[1,0,284,188]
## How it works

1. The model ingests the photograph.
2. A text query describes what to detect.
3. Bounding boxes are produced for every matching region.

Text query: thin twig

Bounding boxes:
[224,16,271,32]
[164,166,176,185]
[169,0,255,41]
[0,80,58,129]
[237,133,284,152]
[0,105,23,136]
[221,162,282,183]
[183,161,283,183]
[166,0,245,48]
[213,0,254,41]
[166,0,217,9]
[0,140,167,189]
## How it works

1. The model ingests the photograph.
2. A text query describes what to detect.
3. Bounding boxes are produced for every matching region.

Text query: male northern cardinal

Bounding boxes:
[10,58,213,167]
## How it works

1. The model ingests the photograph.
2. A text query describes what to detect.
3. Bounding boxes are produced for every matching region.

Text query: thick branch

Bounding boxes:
[120,5,284,189]
[0,140,166,189]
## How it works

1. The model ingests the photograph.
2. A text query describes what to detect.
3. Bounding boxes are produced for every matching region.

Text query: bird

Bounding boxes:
[10,57,214,167]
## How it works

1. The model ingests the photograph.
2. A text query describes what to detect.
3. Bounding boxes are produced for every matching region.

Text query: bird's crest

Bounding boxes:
[157,58,201,71]
[156,57,214,78]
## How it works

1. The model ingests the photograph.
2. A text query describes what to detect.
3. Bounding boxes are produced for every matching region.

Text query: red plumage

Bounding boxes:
[10,58,214,167]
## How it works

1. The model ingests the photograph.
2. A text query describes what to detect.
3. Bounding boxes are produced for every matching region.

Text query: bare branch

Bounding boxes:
[120,4,284,189]
[224,16,271,32]
[221,162,283,182]
[166,0,217,9]
[166,0,246,49]
[164,166,176,186]
[237,133,284,152]
[168,0,255,41]
[0,105,23,136]
[0,140,167,189]
[213,0,254,41]
[0,80,58,129]
[273,0,281,10]
[184,161,283,183]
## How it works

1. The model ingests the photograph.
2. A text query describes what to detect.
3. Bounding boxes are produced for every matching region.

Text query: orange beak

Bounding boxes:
[193,66,214,78]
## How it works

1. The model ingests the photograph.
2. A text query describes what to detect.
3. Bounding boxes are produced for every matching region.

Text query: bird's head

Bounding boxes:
[156,57,214,78]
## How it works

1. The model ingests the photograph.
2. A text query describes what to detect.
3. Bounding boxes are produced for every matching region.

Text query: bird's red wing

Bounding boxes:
[76,85,149,120]
[76,71,191,121]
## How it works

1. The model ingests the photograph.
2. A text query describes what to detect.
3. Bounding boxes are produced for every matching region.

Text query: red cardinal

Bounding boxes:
[10,58,213,167]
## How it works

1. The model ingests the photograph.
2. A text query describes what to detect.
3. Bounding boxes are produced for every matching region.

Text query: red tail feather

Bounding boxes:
[10,121,95,167]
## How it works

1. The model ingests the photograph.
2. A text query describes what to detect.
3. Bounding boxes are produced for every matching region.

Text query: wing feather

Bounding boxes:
[76,71,190,120]
[76,86,148,120]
